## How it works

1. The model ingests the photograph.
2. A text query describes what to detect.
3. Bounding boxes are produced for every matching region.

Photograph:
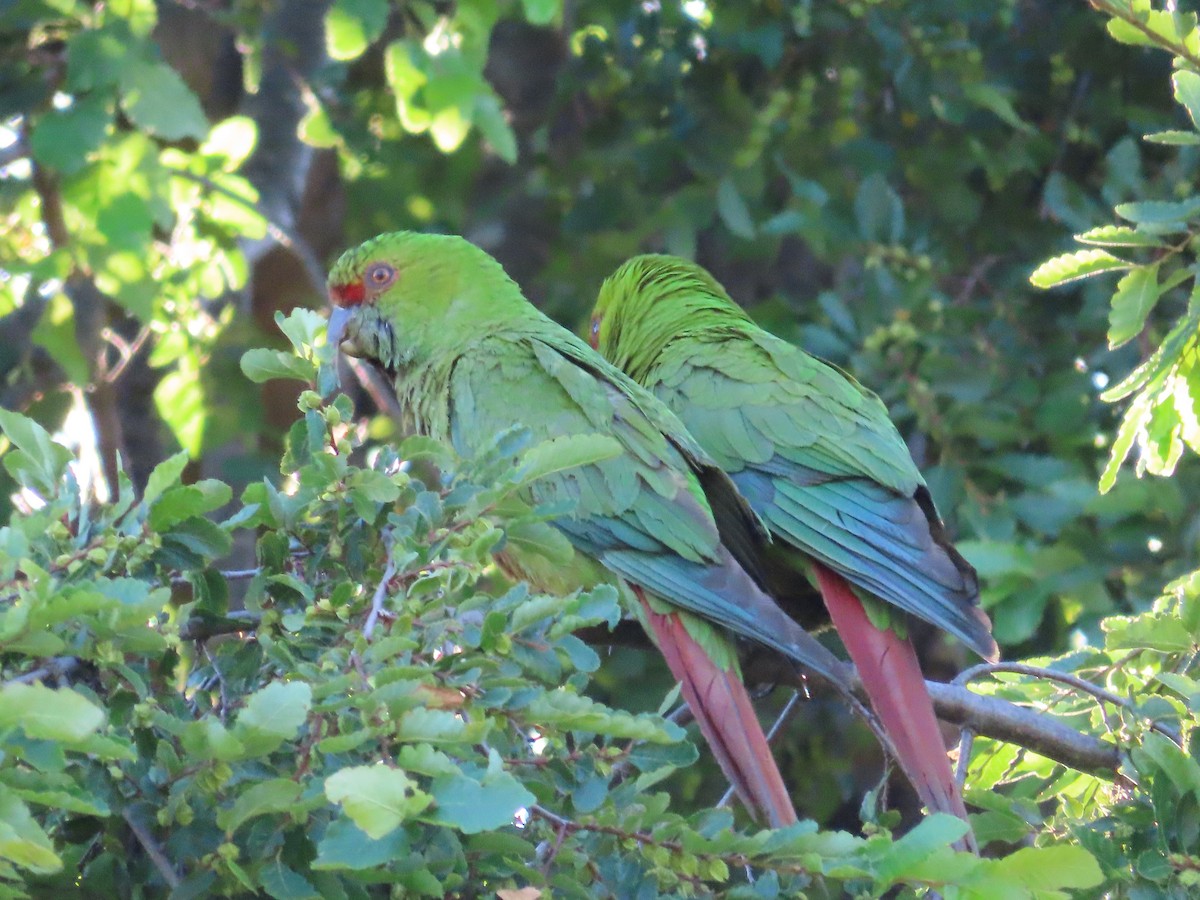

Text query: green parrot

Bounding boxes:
[326,231,854,829]
[589,255,998,848]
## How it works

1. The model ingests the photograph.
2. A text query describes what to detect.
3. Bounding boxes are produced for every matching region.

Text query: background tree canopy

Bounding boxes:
[2,0,1200,896]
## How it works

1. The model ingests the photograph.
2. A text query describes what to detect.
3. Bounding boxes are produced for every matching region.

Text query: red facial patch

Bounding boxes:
[329,280,366,307]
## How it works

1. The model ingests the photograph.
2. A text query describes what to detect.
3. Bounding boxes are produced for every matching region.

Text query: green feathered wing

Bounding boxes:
[444,325,846,682]
[647,327,995,660]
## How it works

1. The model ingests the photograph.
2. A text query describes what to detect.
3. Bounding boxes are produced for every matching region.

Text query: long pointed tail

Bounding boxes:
[812,563,977,853]
[635,589,798,828]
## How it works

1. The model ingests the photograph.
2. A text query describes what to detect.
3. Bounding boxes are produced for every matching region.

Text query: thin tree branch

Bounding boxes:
[953,661,1182,748]
[121,808,181,889]
[923,680,1118,773]
[362,556,398,640]
[5,657,81,686]
[177,610,261,641]
[1087,0,1200,71]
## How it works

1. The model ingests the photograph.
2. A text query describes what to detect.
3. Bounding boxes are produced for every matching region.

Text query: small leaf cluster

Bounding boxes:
[1031,2,1200,493]
[965,566,1200,898]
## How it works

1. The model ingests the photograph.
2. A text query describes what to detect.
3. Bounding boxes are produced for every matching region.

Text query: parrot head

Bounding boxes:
[326,231,522,370]
[589,254,751,381]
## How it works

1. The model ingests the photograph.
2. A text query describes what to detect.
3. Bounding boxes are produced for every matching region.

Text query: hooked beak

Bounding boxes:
[327,306,357,357]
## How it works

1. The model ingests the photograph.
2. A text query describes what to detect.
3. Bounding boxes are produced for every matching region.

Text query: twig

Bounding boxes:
[5,657,81,686]
[202,644,231,723]
[954,729,975,790]
[363,557,398,640]
[177,610,261,642]
[1087,0,1200,70]
[171,567,262,587]
[121,808,181,889]
[100,324,153,384]
[953,661,1182,747]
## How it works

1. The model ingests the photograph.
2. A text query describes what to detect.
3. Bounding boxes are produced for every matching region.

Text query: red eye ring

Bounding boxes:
[365,262,397,290]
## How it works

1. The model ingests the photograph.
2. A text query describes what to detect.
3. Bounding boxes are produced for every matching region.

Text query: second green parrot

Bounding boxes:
[590,255,998,848]
[326,231,853,829]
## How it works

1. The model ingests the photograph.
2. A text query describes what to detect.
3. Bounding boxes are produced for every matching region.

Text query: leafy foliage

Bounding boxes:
[1032,1,1200,495]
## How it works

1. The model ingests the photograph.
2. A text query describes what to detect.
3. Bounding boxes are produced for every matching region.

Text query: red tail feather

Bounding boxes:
[813,563,976,852]
[635,589,798,828]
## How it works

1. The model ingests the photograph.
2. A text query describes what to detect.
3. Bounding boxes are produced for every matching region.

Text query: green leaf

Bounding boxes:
[1029,249,1131,288]
[427,769,535,834]
[474,91,518,164]
[324,766,432,839]
[716,177,756,239]
[1174,70,1200,130]
[155,355,207,457]
[990,843,1102,892]
[1104,612,1193,653]
[1144,129,1200,145]
[528,690,685,741]
[1115,198,1200,228]
[119,59,208,140]
[1100,391,1152,493]
[0,410,74,495]
[521,0,559,25]
[0,684,105,743]
[149,480,232,530]
[276,308,329,354]
[873,814,967,883]
[66,28,126,92]
[963,81,1033,133]
[0,791,61,874]
[954,540,1036,578]
[312,817,409,871]
[1074,225,1166,248]
[240,349,318,384]
[396,708,468,743]
[1108,265,1163,349]
[30,292,90,385]
[299,102,340,148]
[30,95,111,174]
[854,172,904,243]
[326,0,389,61]
[257,859,318,900]
[201,115,258,171]
[217,779,303,834]
[1106,7,1194,49]
[348,469,401,504]
[514,433,623,487]
[234,681,311,751]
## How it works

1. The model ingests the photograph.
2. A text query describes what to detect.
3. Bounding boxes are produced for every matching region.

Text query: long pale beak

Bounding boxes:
[327,306,353,355]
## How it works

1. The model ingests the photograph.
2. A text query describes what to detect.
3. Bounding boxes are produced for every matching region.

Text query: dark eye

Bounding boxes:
[366,263,397,290]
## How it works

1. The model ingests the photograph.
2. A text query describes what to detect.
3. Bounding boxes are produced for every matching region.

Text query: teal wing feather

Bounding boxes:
[445,328,846,682]
[649,328,996,660]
